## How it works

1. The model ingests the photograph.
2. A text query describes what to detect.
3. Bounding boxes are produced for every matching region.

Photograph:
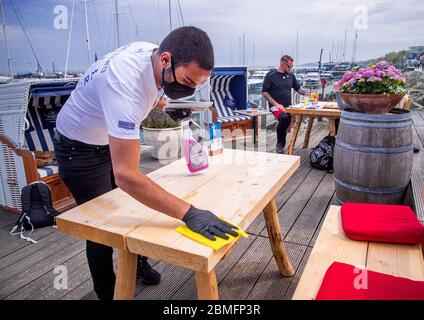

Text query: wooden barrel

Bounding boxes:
[334,110,413,205]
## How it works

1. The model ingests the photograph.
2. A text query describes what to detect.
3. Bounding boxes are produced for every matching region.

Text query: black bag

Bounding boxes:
[10,182,60,243]
[309,136,336,172]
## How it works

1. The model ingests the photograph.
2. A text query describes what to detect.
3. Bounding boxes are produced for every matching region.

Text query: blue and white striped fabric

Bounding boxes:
[210,75,251,124]
[37,165,59,179]
[218,116,251,123]
[25,95,68,152]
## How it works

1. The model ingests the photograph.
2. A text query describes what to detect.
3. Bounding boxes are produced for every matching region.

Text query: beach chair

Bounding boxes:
[210,66,254,140]
[0,79,77,214]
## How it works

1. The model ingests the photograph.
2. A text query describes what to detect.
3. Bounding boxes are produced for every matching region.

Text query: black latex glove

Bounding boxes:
[166,109,192,122]
[183,205,240,241]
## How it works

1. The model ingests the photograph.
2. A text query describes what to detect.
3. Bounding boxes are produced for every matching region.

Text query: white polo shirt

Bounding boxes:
[57,42,163,146]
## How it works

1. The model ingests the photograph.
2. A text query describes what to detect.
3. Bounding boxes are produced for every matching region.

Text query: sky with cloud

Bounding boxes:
[0,0,423,74]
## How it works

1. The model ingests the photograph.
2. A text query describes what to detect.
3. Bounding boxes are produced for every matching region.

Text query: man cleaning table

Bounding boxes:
[54,27,239,301]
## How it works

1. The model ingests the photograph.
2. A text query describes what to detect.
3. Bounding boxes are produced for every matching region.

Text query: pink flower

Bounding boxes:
[340,60,406,94]
[345,71,355,79]
[376,61,390,68]
[367,76,382,82]
[377,70,385,77]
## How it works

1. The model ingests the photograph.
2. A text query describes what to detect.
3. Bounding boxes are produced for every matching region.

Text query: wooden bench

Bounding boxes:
[292,205,424,300]
[411,138,424,226]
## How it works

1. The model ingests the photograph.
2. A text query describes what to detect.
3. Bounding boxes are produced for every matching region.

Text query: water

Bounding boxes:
[248,84,337,106]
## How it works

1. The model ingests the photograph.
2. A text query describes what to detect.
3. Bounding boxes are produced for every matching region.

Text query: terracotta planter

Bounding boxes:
[142,126,182,161]
[339,93,405,114]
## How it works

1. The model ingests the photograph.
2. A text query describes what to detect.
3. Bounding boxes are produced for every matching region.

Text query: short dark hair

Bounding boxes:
[281,55,294,63]
[159,26,214,70]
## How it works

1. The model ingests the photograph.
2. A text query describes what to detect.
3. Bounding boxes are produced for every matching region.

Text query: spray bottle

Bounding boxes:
[182,118,209,174]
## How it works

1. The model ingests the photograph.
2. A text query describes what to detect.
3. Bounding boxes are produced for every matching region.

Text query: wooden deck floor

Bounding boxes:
[1,111,423,300]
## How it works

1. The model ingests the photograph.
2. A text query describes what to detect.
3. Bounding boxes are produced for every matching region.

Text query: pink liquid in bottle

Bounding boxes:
[182,119,209,174]
[183,138,209,174]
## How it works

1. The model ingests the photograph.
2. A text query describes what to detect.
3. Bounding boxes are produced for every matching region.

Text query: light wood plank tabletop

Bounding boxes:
[57,148,301,300]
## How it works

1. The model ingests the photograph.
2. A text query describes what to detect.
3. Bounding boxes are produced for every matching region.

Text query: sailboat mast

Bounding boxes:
[238,37,242,64]
[352,30,358,64]
[252,43,255,67]
[10,0,43,75]
[296,29,299,66]
[83,0,92,65]
[342,28,347,63]
[114,0,120,48]
[168,0,172,31]
[229,41,232,65]
[0,0,13,79]
[64,0,76,78]
[242,33,246,65]
[177,0,184,26]
[135,25,139,41]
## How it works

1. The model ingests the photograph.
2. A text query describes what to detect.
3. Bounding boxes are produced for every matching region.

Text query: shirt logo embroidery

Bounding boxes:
[118,121,136,131]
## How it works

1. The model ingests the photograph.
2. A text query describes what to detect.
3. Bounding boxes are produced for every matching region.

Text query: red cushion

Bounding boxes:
[272,109,285,120]
[316,262,424,300]
[341,203,424,244]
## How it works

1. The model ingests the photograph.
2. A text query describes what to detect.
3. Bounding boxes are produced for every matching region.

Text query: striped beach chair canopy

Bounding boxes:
[210,66,251,124]
[24,82,76,178]
[25,82,76,152]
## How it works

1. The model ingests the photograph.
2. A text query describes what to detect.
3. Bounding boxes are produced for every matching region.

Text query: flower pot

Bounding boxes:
[339,93,405,114]
[142,126,182,161]
[335,92,350,111]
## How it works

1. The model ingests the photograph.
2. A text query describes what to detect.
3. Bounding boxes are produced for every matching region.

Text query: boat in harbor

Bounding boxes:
[247,70,269,99]
[294,73,306,86]
[304,72,320,87]
[0,76,11,84]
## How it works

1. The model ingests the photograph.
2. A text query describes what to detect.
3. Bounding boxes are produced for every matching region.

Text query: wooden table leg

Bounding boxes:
[114,249,138,300]
[287,115,303,155]
[263,198,295,277]
[254,116,259,146]
[195,269,219,300]
[303,116,315,149]
[329,117,337,136]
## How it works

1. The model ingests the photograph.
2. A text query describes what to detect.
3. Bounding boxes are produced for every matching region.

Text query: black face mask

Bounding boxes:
[162,60,196,100]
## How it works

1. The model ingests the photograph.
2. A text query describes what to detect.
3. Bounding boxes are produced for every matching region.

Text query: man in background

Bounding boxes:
[262,55,308,154]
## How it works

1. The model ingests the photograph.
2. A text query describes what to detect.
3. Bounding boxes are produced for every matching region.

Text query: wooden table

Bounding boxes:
[286,102,341,155]
[235,110,273,145]
[57,149,300,300]
[292,206,424,300]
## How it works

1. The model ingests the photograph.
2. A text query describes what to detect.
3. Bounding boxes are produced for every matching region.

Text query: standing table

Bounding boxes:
[285,102,341,155]
[235,110,273,145]
[57,149,300,300]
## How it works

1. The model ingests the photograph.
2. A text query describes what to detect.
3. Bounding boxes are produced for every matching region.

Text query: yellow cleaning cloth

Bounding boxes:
[176,218,248,251]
